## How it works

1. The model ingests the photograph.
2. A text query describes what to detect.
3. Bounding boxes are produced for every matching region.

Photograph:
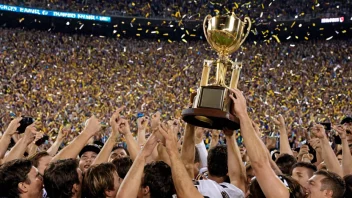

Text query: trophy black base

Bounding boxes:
[182,108,240,130]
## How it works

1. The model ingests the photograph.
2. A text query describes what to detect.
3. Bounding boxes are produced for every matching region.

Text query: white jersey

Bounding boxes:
[194,179,245,198]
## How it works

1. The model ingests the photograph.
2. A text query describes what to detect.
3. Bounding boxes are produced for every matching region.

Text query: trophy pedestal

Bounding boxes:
[182,108,240,130]
[182,86,240,130]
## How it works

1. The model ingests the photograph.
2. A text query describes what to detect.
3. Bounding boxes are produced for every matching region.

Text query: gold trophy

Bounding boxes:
[182,13,251,130]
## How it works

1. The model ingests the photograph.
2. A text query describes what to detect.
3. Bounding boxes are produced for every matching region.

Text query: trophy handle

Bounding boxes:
[203,15,213,47]
[239,17,252,46]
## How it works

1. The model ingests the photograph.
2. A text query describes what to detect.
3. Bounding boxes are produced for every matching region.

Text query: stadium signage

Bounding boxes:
[321,17,344,23]
[0,4,111,22]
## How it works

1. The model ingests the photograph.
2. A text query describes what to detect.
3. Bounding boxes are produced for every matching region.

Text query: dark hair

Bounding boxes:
[207,145,228,178]
[194,147,200,164]
[82,163,116,198]
[344,175,352,198]
[28,151,50,168]
[142,161,175,198]
[275,153,297,175]
[291,162,317,175]
[112,146,129,156]
[315,170,345,198]
[44,159,80,198]
[249,175,305,198]
[0,159,32,198]
[112,157,133,179]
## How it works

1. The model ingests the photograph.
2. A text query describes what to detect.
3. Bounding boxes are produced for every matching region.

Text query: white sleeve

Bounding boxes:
[196,141,208,168]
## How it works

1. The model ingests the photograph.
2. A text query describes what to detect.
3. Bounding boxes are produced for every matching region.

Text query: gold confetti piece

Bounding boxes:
[319,28,324,30]
[117,34,120,37]
[137,28,142,31]
[181,34,185,38]
[19,18,25,23]
[272,35,281,43]
[342,30,347,33]
[132,2,135,6]
[291,21,296,28]
[146,13,149,18]
[326,36,333,40]
[312,23,315,26]
[158,39,160,42]
[305,37,309,40]
[262,4,264,9]
[182,39,187,43]
[295,36,299,39]
[186,30,189,35]
[168,39,172,43]
[163,33,169,36]
[131,18,136,23]
[146,30,149,33]
[190,34,196,37]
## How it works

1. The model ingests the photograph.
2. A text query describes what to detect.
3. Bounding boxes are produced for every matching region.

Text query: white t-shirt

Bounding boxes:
[194,179,245,198]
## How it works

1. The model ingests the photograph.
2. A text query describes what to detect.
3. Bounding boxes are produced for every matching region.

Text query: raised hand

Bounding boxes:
[151,111,161,131]
[84,115,102,136]
[333,125,347,139]
[110,106,125,134]
[297,145,310,158]
[309,138,322,152]
[117,118,131,135]
[32,132,44,144]
[272,115,286,129]
[159,122,178,154]
[23,123,37,145]
[57,125,70,142]
[228,89,248,118]
[167,119,181,135]
[4,117,22,136]
[137,116,149,131]
[311,124,326,139]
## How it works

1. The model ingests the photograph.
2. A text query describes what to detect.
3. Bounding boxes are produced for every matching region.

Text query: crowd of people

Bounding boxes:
[3,0,351,21]
[0,25,351,197]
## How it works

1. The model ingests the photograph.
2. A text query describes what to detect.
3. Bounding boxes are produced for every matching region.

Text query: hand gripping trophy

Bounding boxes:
[182,13,251,130]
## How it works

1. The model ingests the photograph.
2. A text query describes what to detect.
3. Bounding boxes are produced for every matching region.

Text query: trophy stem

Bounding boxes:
[215,60,228,86]
[200,60,212,86]
[229,62,242,89]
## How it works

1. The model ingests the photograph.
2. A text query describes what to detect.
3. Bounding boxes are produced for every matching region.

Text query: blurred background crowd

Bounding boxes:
[0,27,351,148]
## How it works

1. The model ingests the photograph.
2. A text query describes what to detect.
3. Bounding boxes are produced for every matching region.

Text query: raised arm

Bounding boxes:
[51,115,101,162]
[180,123,196,178]
[229,88,290,198]
[0,117,22,160]
[3,123,36,163]
[159,123,203,198]
[117,118,139,161]
[225,129,246,193]
[137,116,149,146]
[92,107,124,165]
[195,128,208,168]
[116,133,158,198]
[209,130,220,149]
[47,126,69,156]
[312,124,343,176]
[272,115,293,156]
[334,125,352,176]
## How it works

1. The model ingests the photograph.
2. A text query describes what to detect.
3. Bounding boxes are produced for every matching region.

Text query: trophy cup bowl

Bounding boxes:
[182,13,251,130]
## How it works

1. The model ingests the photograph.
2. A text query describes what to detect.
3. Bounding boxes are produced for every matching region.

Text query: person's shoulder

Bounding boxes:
[219,182,245,197]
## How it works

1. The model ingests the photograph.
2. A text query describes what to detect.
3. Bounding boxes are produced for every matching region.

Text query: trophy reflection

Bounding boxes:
[182,13,251,130]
